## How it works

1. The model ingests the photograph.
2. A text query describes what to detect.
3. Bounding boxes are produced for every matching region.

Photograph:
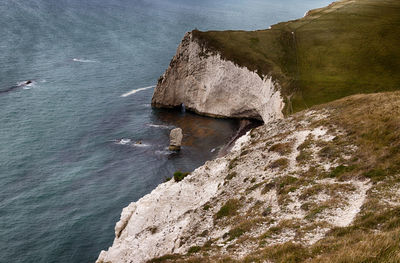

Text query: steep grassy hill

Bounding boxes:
[192,0,400,113]
[148,91,400,263]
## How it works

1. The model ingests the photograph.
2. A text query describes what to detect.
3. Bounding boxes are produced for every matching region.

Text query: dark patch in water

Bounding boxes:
[218,119,263,156]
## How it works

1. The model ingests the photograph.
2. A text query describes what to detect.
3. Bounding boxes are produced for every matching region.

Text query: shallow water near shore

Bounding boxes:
[0,0,331,262]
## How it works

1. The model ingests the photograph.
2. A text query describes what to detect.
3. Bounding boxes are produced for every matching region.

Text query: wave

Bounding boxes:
[0,80,36,94]
[155,150,172,155]
[146,123,174,129]
[115,138,132,145]
[73,58,97,63]
[16,80,35,87]
[114,139,151,147]
[120,85,155,97]
[132,142,151,147]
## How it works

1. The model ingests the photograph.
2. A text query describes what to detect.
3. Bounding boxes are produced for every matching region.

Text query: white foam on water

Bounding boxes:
[120,86,155,97]
[155,150,171,155]
[73,58,97,63]
[17,80,36,90]
[17,81,34,86]
[132,142,151,148]
[146,123,174,129]
[115,138,131,145]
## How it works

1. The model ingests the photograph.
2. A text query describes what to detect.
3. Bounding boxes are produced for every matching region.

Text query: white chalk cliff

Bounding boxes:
[96,106,373,263]
[151,32,285,123]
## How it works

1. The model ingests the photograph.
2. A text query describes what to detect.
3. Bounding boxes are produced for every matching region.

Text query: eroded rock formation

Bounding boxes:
[151,32,285,123]
[169,128,183,151]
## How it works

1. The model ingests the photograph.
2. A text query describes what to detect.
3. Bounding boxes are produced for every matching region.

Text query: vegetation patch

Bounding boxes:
[262,206,272,217]
[215,199,241,219]
[296,149,313,163]
[269,158,289,170]
[261,182,275,195]
[187,246,201,254]
[318,144,339,160]
[240,150,250,157]
[246,182,263,193]
[192,0,400,113]
[269,142,293,155]
[328,165,356,179]
[173,171,190,182]
[299,185,324,200]
[147,254,182,263]
[202,203,211,211]
[225,171,237,181]
[364,169,386,182]
[305,205,329,220]
[228,157,239,170]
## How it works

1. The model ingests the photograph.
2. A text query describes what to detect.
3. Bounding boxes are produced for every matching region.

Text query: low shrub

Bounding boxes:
[173,171,190,182]
[225,171,237,180]
[364,169,386,182]
[269,158,289,169]
[269,142,293,155]
[188,246,201,254]
[215,199,240,219]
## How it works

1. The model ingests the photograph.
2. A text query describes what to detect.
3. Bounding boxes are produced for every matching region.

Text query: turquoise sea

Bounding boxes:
[0,0,331,262]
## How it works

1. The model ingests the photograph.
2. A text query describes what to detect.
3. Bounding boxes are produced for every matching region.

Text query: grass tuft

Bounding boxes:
[173,171,190,182]
[215,199,241,219]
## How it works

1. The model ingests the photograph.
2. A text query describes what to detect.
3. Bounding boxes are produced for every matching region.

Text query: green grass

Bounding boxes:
[328,165,356,178]
[269,142,293,155]
[147,91,400,262]
[225,171,237,181]
[187,246,201,254]
[173,171,190,182]
[268,158,289,170]
[215,199,241,219]
[192,0,400,114]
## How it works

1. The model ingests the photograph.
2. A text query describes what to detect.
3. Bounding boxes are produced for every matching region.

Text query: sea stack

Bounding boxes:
[169,128,183,151]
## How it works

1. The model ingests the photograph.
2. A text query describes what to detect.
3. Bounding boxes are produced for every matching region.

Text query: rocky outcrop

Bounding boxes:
[151,32,285,123]
[169,128,183,151]
[96,101,377,263]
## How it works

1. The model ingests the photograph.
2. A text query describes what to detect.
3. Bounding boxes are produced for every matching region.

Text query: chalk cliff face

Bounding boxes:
[96,97,381,263]
[151,32,284,123]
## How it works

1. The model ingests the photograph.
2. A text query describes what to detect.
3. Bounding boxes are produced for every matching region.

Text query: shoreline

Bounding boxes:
[96,0,400,261]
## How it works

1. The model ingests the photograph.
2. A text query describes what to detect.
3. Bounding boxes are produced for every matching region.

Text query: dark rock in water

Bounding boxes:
[169,128,183,151]
[1,80,34,94]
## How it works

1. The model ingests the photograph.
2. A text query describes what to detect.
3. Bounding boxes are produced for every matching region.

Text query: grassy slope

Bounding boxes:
[149,91,400,262]
[192,0,400,113]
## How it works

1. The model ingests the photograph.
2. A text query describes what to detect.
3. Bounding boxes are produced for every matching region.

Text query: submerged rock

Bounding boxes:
[169,128,183,151]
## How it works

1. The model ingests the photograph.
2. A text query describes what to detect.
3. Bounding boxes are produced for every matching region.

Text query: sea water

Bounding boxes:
[0,0,331,262]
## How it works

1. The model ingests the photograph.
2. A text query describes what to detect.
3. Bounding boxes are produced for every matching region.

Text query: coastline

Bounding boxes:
[97,91,400,262]
[96,0,400,261]
[97,1,346,261]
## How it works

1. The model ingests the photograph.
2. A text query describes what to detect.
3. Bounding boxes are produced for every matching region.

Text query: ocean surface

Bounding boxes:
[0,0,331,262]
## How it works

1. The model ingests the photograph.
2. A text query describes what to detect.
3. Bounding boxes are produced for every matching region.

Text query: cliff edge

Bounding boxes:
[153,0,400,115]
[151,32,285,123]
[98,0,400,261]
[98,91,400,263]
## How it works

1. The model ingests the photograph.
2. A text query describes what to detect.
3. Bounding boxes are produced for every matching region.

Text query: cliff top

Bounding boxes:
[192,0,400,113]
